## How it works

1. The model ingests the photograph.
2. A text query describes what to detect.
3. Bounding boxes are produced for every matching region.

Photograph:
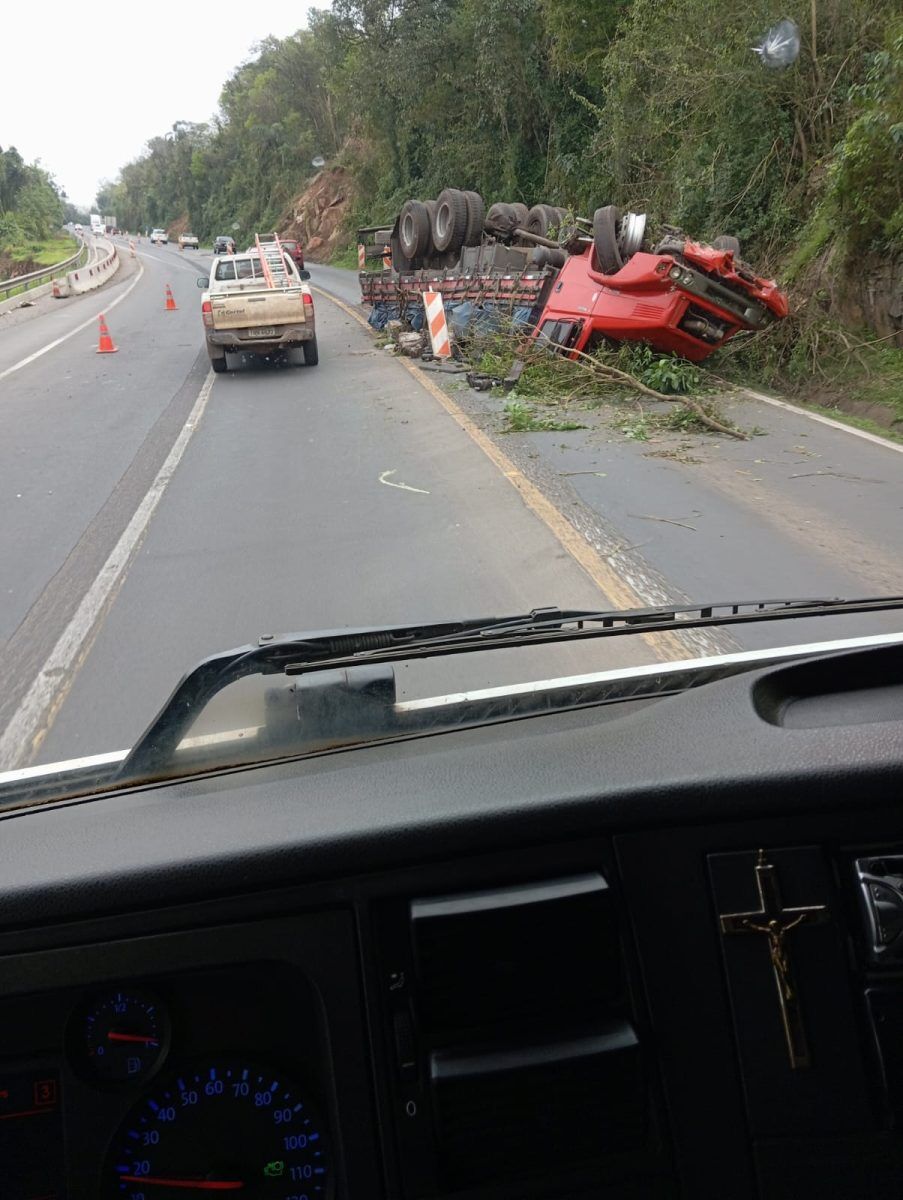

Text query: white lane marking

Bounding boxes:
[379,469,430,494]
[0,370,216,770]
[131,246,212,277]
[738,385,903,456]
[0,262,145,384]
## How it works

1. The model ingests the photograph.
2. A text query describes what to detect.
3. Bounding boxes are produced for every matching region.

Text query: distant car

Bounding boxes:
[279,239,305,269]
[150,229,168,245]
[213,236,236,255]
[179,233,199,249]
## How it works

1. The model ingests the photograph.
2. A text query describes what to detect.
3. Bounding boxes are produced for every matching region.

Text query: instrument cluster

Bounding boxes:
[0,966,333,1199]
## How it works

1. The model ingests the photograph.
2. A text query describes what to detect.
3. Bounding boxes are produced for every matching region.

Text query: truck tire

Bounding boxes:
[432,189,469,253]
[525,204,563,239]
[210,356,227,373]
[592,205,624,275]
[712,235,741,257]
[461,191,485,247]
[509,203,530,231]
[399,200,432,260]
[304,337,319,366]
[484,202,517,234]
[524,205,550,238]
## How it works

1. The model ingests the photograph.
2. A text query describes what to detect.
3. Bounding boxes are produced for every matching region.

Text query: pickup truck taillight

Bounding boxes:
[303,293,313,307]
[201,299,213,328]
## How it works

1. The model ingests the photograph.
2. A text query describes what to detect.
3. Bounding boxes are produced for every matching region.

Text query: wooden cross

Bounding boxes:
[719,849,829,1069]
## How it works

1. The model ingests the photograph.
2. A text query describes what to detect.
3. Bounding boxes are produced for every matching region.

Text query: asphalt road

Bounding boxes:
[1,243,901,770]
[0,241,654,767]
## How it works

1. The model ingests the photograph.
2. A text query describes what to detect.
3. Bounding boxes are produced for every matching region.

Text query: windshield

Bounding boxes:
[1,2,901,804]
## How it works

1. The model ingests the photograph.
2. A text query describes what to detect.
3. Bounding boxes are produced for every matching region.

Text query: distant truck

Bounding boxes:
[90,214,104,236]
[197,236,317,372]
[178,233,199,250]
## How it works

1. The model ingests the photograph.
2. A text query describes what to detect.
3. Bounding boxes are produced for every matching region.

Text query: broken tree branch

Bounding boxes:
[519,336,748,440]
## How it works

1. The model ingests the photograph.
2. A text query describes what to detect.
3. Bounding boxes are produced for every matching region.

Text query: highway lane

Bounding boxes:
[2,241,656,767]
[0,246,209,644]
[0,241,215,752]
[35,272,657,762]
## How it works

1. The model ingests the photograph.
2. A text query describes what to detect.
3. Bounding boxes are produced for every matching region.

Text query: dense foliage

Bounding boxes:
[107,2,900,273]
[0,146,67,256]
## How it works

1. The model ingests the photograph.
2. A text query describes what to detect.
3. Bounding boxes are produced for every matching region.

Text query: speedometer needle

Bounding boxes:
[107,1032,159,1045]
[119,1178,244,1191]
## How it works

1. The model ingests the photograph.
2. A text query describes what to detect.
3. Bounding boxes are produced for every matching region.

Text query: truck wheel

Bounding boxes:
[210,356,227,373]
[462,191,485,247]
[592,205,624,275]
[399,200,432,259]
[712,235,741,257]
[618,211,647,259]
[525,204,563,238]
[303,337,319,367]
[484,202,517,234]
[524,205,550,238]
[432,189,469,253]
[509,203,530,232]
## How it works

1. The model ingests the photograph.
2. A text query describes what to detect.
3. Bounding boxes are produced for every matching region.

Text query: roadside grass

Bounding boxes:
[798,401,903,446]
[718,324,903,441]
[13,234,78,266]
[502,398,586,433]
[330,244,362,270]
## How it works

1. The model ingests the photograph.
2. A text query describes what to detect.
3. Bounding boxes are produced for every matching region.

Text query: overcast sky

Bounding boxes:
[2,1,324,208]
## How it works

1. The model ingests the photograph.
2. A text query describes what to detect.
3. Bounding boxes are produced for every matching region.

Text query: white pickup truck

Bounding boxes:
[197,253,317,372]
[178,232,199,249]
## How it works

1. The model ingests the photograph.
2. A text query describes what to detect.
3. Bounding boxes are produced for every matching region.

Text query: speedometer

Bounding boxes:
[107,1060,332,1197]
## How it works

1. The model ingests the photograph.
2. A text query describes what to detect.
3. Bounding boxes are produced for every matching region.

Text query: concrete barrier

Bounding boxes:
[66,238,120,295]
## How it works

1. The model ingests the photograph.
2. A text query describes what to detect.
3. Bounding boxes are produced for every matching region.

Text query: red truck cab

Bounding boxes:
[537,242,788,363]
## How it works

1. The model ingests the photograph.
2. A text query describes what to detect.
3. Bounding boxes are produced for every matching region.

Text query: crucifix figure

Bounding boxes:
[719,849,829,1069]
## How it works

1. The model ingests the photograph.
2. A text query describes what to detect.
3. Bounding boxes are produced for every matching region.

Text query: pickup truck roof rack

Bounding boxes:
[255,232,290,289]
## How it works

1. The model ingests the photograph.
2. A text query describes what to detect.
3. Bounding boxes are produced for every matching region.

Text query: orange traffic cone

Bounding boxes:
[96,314,118,354]
[165,284,178,311]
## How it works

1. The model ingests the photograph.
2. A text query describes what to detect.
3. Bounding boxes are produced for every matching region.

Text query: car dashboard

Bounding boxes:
[1,639,902,1199]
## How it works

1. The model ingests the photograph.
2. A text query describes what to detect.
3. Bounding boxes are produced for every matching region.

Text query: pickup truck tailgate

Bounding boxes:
[211,287,307,331]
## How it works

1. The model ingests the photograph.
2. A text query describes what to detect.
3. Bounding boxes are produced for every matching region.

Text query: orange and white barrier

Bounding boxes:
[382,244,392,270]
[128,239,136,258]
[423,291,451,359]
[357,244,366,270]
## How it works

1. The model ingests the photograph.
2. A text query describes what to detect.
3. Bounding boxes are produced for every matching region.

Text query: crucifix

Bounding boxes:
[719,849,829,1069]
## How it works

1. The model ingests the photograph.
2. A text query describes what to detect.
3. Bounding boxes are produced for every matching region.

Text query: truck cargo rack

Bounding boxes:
[360,266,557,315]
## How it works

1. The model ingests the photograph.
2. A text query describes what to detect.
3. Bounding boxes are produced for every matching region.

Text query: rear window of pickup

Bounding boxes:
[213,257,297,282]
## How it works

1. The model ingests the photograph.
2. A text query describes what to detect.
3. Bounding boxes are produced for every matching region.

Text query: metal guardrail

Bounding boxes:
[0,234,90,302]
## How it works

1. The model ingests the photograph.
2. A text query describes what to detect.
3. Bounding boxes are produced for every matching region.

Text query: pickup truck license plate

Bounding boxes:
[249,327,276,338]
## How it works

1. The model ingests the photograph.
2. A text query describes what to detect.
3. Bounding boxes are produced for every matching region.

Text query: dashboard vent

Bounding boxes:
[393,872,646,1191]
[411,874,622,1044]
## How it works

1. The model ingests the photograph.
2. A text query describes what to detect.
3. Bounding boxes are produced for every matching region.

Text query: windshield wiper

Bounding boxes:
[120,594,903,779]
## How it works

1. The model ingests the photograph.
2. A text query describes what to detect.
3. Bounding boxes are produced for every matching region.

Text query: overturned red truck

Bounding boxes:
[359,190,788,362]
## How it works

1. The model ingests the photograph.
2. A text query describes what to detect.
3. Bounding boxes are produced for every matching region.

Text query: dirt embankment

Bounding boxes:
[0,251,39,278]
[278,166,355,263]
